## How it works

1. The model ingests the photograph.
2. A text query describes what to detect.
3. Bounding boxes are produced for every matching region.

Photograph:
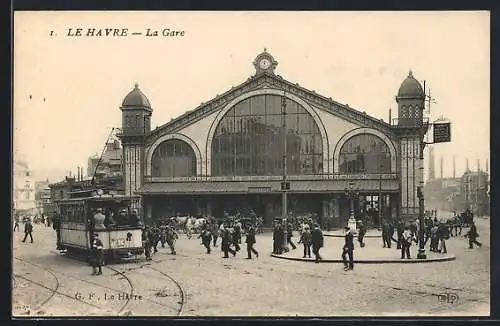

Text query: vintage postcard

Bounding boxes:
[12,11,490,317]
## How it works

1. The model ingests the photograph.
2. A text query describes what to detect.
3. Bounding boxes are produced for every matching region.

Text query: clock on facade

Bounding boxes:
[259,58,271,70]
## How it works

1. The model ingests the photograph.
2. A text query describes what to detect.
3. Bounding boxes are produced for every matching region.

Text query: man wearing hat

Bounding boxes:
[298,224,312,258]
[93,208,106,230]
[342,226,354,271]
[142,226,153,260]
[245,225,259,259]
[90,233,104,275]
[357,220,366,248]
[310,224,324,263]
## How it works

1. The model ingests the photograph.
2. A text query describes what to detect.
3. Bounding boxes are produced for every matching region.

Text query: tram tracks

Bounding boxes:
[144,265,185,316]
[13,257,60,311]
[14,255,185,316]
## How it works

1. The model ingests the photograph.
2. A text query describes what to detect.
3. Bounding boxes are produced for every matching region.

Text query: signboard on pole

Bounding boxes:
[433,122,451,143]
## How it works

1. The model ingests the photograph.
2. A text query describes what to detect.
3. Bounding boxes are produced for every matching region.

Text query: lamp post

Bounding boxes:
[345,182,360,233]
[281,91,289,252]
[417,186,427,259]
[378,164,383,229]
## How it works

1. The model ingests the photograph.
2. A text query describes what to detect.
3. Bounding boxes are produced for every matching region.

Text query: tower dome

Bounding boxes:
[121,83,152,109]
[397,70,424,98]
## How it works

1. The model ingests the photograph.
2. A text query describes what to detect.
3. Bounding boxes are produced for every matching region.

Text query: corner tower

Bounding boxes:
[395,70,426,221]
[118,83,152,201]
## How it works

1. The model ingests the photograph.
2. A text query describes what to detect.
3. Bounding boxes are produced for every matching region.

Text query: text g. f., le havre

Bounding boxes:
[66,27,185,37]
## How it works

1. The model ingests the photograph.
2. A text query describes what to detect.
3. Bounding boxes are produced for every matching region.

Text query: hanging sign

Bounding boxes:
[433,123,451,143]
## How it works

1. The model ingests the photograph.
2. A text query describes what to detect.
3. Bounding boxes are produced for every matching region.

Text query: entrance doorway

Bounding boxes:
[363,195,381,227]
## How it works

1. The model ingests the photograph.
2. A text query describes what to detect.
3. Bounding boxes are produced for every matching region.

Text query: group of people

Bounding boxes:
[273,220,325,263]
[142,222,180,260]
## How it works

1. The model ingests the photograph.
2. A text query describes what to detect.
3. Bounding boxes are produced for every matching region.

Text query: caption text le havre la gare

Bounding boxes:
[66,28,185,37]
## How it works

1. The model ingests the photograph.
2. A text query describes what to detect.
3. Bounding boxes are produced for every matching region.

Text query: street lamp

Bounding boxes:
[345,182,360,233]
[378,163,383,229]
[281,91,289,252]
[417,186,427,259]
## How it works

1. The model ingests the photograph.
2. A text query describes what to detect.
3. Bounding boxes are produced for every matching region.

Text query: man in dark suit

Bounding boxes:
[311,224,324,263]
[342,226,354,271]
[22,219,33,243]
[465,221,482,249]
[245,226,259,259]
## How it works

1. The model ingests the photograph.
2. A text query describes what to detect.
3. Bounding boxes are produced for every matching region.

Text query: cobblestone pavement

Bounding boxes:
[12,217,489,317]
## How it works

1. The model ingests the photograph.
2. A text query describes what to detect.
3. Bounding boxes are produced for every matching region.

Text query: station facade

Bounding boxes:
[119,50,427,228]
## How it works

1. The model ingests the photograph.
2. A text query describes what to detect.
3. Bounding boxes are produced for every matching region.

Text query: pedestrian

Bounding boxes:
[90,233,104,275]
[437,222,449,254]
[142,227,152,261]
[272,222,282,254]
[22,219,33,243]
[199,227,212,254]
[245,226,259,259]
[465,221,482,249]
[219,223,225,252]
[234,219,242,245]
[357,220,366,248]
[221,226,236,258]
[395,219,404,249]
[286,222,297,250]
[231,226,241,252]
[159,223,168,248]
[150,224,162,254]
[298,225,312,258]
[388,220,395,248]
[165,225,178,255]
[13,214,20,232]
[430,224,439,252]
[382,220,391,248]
[311,224,324,263]
[53,213,62,250]
[342,226,354,271]
[401,226,416,259]
[212,221,219,247]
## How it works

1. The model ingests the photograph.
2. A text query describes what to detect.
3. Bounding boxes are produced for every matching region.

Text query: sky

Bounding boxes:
[13,11,490,182]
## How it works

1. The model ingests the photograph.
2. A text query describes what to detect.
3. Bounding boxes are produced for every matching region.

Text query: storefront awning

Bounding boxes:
[136,179,399,195]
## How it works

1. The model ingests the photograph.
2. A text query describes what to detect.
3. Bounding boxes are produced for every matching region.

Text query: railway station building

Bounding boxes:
[119,50,428,228]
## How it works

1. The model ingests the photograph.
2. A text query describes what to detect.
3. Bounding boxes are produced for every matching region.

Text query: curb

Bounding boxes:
[270,254,456,264]
[324,234,381,238]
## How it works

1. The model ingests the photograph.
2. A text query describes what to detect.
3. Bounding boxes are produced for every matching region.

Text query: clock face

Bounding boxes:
[259,58,271,70]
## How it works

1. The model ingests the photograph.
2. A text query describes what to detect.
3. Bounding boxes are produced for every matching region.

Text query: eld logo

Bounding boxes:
[126,232,132,241]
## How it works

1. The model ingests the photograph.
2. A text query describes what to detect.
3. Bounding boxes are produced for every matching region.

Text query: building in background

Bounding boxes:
[35,179,51,215]
[87,139,122,179]
[118,50,431,228]
[461,169,489,216]
[13,160,37,215]
[423,167,489,216]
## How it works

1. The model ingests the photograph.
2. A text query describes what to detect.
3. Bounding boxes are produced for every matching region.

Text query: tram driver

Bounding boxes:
[93,208,106,230]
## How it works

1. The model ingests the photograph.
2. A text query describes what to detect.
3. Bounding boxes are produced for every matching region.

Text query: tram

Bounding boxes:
[55,189,144,261]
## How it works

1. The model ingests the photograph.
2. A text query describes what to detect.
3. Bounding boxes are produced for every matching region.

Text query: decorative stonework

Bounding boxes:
[145,133,203,177]
[204,88,329,175]
[333,127,398,174]
[146,73,395,146]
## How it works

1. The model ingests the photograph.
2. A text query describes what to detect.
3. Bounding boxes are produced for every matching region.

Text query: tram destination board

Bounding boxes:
[433,122,451,143]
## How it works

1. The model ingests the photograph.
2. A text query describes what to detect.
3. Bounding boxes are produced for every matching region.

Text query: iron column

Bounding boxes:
[281,92,289,251]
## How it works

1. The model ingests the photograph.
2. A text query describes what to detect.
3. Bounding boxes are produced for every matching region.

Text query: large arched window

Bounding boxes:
[338,134,391,174]
[211,94,323,176]
[151,139,196,177]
